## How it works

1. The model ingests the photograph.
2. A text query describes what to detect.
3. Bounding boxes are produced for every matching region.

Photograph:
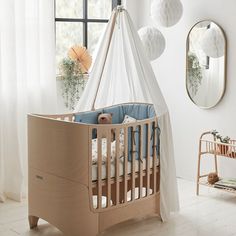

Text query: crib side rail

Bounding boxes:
[32,113,75,122]
[88,117,160,212]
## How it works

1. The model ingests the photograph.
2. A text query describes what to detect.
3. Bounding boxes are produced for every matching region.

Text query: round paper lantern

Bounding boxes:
[151,0,183,27]
[200,26,225,58]
[138,26,166,61]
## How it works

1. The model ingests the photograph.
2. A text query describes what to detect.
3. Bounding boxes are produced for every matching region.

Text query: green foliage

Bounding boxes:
[187,52,203,97]
[58,58,87,110]
[211,130,230,143]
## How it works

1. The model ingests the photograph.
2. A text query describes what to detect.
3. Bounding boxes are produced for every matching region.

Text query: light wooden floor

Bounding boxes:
[1,179,236,236]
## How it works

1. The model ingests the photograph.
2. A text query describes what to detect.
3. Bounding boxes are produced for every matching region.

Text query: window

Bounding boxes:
[55,0,119,73]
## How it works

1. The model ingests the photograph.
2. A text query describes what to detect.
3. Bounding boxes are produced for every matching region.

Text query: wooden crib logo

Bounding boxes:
[35,175,44,180]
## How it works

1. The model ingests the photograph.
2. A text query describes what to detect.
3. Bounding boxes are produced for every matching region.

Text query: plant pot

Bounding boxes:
[229,152,236,158]
[217,144,229,155]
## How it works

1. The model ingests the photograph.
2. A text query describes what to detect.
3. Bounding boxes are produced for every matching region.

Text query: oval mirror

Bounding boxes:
[186,21,226,109]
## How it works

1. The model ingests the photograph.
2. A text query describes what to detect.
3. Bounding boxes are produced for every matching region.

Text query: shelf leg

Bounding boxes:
[214,154,218,174]
[196,140,202,196]
[214,137,218,175]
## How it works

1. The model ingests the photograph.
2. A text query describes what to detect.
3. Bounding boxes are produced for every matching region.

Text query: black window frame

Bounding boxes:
[55,0,119,48]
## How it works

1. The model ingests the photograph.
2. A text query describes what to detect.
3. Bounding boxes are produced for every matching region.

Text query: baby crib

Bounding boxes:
[28,103,161,236]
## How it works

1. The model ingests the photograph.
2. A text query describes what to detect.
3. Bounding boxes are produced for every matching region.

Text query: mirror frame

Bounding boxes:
[186,20,227,109]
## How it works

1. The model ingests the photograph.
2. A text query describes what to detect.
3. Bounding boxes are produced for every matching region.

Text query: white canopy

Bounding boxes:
[75,7,179,221]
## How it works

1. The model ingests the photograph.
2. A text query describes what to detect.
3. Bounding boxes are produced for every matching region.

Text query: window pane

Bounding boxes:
[56,22,83,74]
[56,0,83,18]
[88,23,107,56]
[88,0,112,19]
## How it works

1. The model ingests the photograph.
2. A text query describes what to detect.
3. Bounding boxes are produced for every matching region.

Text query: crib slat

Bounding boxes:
[106,129,111,208]
[124,126,128,203]
[97,131,102,209]
[115,128,120,205]
[153,121,157,194]
[89,129,94,208]
[131,126,136,201]
[146,123,151,197]
[233,142,236,157]
[139,125,143,199]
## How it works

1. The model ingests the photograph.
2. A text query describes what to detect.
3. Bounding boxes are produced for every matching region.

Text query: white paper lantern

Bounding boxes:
[200,26,225,58]
[151,0,183,27]
[138,26,166,61]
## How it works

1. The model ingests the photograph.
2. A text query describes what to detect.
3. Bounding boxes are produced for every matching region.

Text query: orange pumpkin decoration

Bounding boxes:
[68,45,92,73]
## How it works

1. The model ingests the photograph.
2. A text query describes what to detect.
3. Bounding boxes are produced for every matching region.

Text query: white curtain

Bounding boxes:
[0,0,57,202]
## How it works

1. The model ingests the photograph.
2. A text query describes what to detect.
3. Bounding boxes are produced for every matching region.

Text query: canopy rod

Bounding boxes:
[91,11,118,110]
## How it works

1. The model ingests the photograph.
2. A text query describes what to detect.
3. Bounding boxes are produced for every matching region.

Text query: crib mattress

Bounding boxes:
[92,156,159,181]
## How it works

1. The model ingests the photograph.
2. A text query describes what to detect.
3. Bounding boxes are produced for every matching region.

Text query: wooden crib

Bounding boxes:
[28,103,160,236]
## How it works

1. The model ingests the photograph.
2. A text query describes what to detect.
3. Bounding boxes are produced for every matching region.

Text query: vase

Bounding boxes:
[217,144,229,155]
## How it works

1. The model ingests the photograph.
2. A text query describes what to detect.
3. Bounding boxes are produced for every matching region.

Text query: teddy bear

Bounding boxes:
[97,113,115,140]
[208,172,219,185]
[98,113,113,124]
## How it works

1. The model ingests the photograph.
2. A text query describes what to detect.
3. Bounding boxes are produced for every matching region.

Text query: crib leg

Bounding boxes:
[28,215,39,229]
[155,193,161,218]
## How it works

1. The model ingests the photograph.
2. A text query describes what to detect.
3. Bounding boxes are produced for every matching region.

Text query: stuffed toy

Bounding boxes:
[98,113,113,124]
[98,113,114,140]
[208,172,219,185]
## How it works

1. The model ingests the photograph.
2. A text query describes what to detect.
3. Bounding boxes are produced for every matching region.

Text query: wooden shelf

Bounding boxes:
[197,131,236,196]
[200,137,236,159]
[198,179,236,195]
[202,150,236,159]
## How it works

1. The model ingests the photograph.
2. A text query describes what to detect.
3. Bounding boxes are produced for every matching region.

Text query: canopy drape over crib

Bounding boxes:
[75,7,179,221]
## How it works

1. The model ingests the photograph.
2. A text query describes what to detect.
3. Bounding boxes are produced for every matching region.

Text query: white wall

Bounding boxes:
[126,0,236,181]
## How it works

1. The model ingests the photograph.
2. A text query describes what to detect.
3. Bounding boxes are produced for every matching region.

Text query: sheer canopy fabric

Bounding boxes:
[76,8,179,221]
[0,0,57,202]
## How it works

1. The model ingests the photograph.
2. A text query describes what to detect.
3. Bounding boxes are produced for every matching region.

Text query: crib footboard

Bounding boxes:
[28,114,99,236]
[28,114,90,185]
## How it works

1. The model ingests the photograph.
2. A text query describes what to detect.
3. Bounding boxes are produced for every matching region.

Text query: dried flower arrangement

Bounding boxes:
[58,45,92,110]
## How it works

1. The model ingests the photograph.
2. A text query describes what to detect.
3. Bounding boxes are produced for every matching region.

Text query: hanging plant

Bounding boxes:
[187,52,203,97]
[58,45,92,110]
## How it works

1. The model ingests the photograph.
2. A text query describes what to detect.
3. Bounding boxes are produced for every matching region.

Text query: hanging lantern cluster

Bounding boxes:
[138,0,183,61]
